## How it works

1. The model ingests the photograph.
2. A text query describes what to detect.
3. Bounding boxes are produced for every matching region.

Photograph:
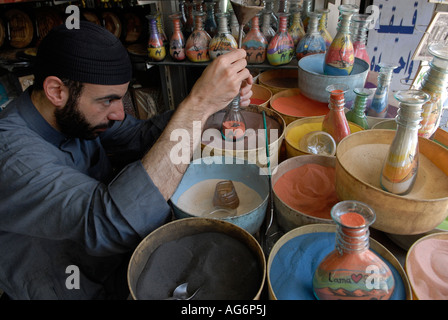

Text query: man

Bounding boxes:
[0,21,253,299]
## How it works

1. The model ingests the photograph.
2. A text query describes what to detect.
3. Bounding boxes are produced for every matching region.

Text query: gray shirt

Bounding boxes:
[0,88,172,299]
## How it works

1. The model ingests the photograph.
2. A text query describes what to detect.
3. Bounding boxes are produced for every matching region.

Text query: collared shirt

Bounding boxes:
[0,88,173,299]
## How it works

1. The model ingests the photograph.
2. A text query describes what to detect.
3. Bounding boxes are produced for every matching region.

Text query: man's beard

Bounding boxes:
[54,94,113,140]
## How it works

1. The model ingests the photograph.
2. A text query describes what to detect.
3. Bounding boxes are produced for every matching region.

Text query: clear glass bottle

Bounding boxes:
[146,15,166,62]
[169,12,186,62]
[313,200,395,300]
[261,9,276,43]
[322,84,351,144]
[295,11,326,61]
[288,2,305,47]
[242,13,267,64]
[418,43,448,139]
[186,11,211,62]
[367,63,398,118]
[204,0,218,38]
[381,90,430,195]
[324,4,359,76]
[209,12,237,60]
[263,0,278,32]
[178,0,188,31]
[184,1,195,38]
[267,13,294,66]
[345,88,374,130]
[301,0,313,31]
[221,96,246,141]
[317,8,332,50]
[351,13,371,64]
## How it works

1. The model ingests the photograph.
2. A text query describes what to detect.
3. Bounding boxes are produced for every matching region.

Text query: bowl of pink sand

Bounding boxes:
[272,154,338,232]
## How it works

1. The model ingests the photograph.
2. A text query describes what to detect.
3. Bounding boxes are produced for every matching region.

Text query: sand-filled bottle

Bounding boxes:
[146,16,166,62]
[345,88,373,130]
[242,13,267,64]
[186,12,211,62]
[380,90,430,195]
[295,11,326,61]
[351,13,371,64]
[267,12,294,66]
[324,4,358,76]
[322,84,351,144]
[313,200,395,300]
[367,63,398,118]
[317,8,332,50]
[221,95,246,141]
[209,12,237,60]
[169,12,186,61]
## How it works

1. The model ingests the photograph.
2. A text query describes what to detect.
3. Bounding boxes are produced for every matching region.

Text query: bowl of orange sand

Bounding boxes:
[272,155,337,232]
[270,89,330,126]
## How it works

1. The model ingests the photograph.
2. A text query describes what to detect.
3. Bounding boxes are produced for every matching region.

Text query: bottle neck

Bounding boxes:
[395,103,423,130]
[278,15,288,32]
[218,15,230,34]
[421,62,448,92]
[352,95,369,115]
[336,223,370,254]
[329,91,346,111]
[251,16,260,31]
[307,14,320,35]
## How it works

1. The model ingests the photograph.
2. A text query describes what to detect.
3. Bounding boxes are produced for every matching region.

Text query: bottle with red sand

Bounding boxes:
[221,96,246,141]
[322,84,351,144]
[312,200,395,300]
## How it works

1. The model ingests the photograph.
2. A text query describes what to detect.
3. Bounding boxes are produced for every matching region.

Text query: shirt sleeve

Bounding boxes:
[0,131,171,257]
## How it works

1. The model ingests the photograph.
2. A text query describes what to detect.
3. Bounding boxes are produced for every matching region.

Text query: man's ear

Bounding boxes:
[43,76,69,108]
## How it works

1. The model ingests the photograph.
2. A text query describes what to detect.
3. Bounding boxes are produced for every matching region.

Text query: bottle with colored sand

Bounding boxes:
[221,95,246,141]
[345,88,374,130]
[322,84,351,144]
[380,90,430,195]
[295,11,326,61]
[351,13,371,64]
[146,16,166,62]
[169,12,186,62]
[186,12,211,62]
[317,8,332,50]
[288,0,305,47]
[367,63,398,118]
[261,9,275,43]
[267,12,294,66]
[418,43,448,139]
[324,4,358,76]
[313,200,395,300]
[209,12,237,60]
[242,13,267,64]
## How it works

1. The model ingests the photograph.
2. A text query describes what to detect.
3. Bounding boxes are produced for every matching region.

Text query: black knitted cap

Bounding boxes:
[34,21,132,85]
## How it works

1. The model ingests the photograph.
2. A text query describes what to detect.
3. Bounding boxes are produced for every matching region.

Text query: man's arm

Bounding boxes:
[141,49,253,200]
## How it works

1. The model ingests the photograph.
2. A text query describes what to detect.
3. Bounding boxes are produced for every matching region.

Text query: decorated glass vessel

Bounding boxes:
[351,13,371,64]
[295,11,326,61]
[381,90,430,195]
[322,84,351,144]
[301,0,313,31]
[324,4,359,76]
[186,12,211,62]
[221,95,246,141]
[209,12,237,60]
[317,8,332,50]
[242,13,267,64]
[205,0,218,38]
[345,88,373,130]
[146,16,166,62]
[418,43,448,138]
[261,9,276,43]
[169,12,186,61]
[267,13,294,66]
[288,1,306,47]
[367,63,398,118]
[263,0,278,32]
[313,200,395,300]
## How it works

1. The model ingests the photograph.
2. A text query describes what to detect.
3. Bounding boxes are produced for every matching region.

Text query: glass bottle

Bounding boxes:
[186,12,211,62]
[313,200,395,300]
[184,1,195,38]
[322,84,351,144]
[295,11,326,61]
[301,0,313,31]
[288,2,305,47]
[261,9,276,43]
[267,13,294,66]
[345,88,374,130]
[317,8,332,50]
[230,10,245,44]
[380,90,430,195]
[209,12,237,60]
[418,43,448,139]
[156,12,168,51]
[351,13,371,64]
[263,0,278,32]
[367,63,398,118]
[204,0,218,38]
[221,96,246,141]
[242,14,267,64]
[324,4,359,76]
[178,0,188,31]
[146,16,166,62]
[169,12,186,62]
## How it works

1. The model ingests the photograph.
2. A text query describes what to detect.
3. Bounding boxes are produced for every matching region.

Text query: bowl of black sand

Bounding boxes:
[127,217,266,300]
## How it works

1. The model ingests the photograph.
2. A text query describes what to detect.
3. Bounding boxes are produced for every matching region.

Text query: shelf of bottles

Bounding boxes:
[146,0,367,70]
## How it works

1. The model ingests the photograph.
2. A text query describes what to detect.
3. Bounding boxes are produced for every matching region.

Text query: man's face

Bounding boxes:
[55,82,129,140]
